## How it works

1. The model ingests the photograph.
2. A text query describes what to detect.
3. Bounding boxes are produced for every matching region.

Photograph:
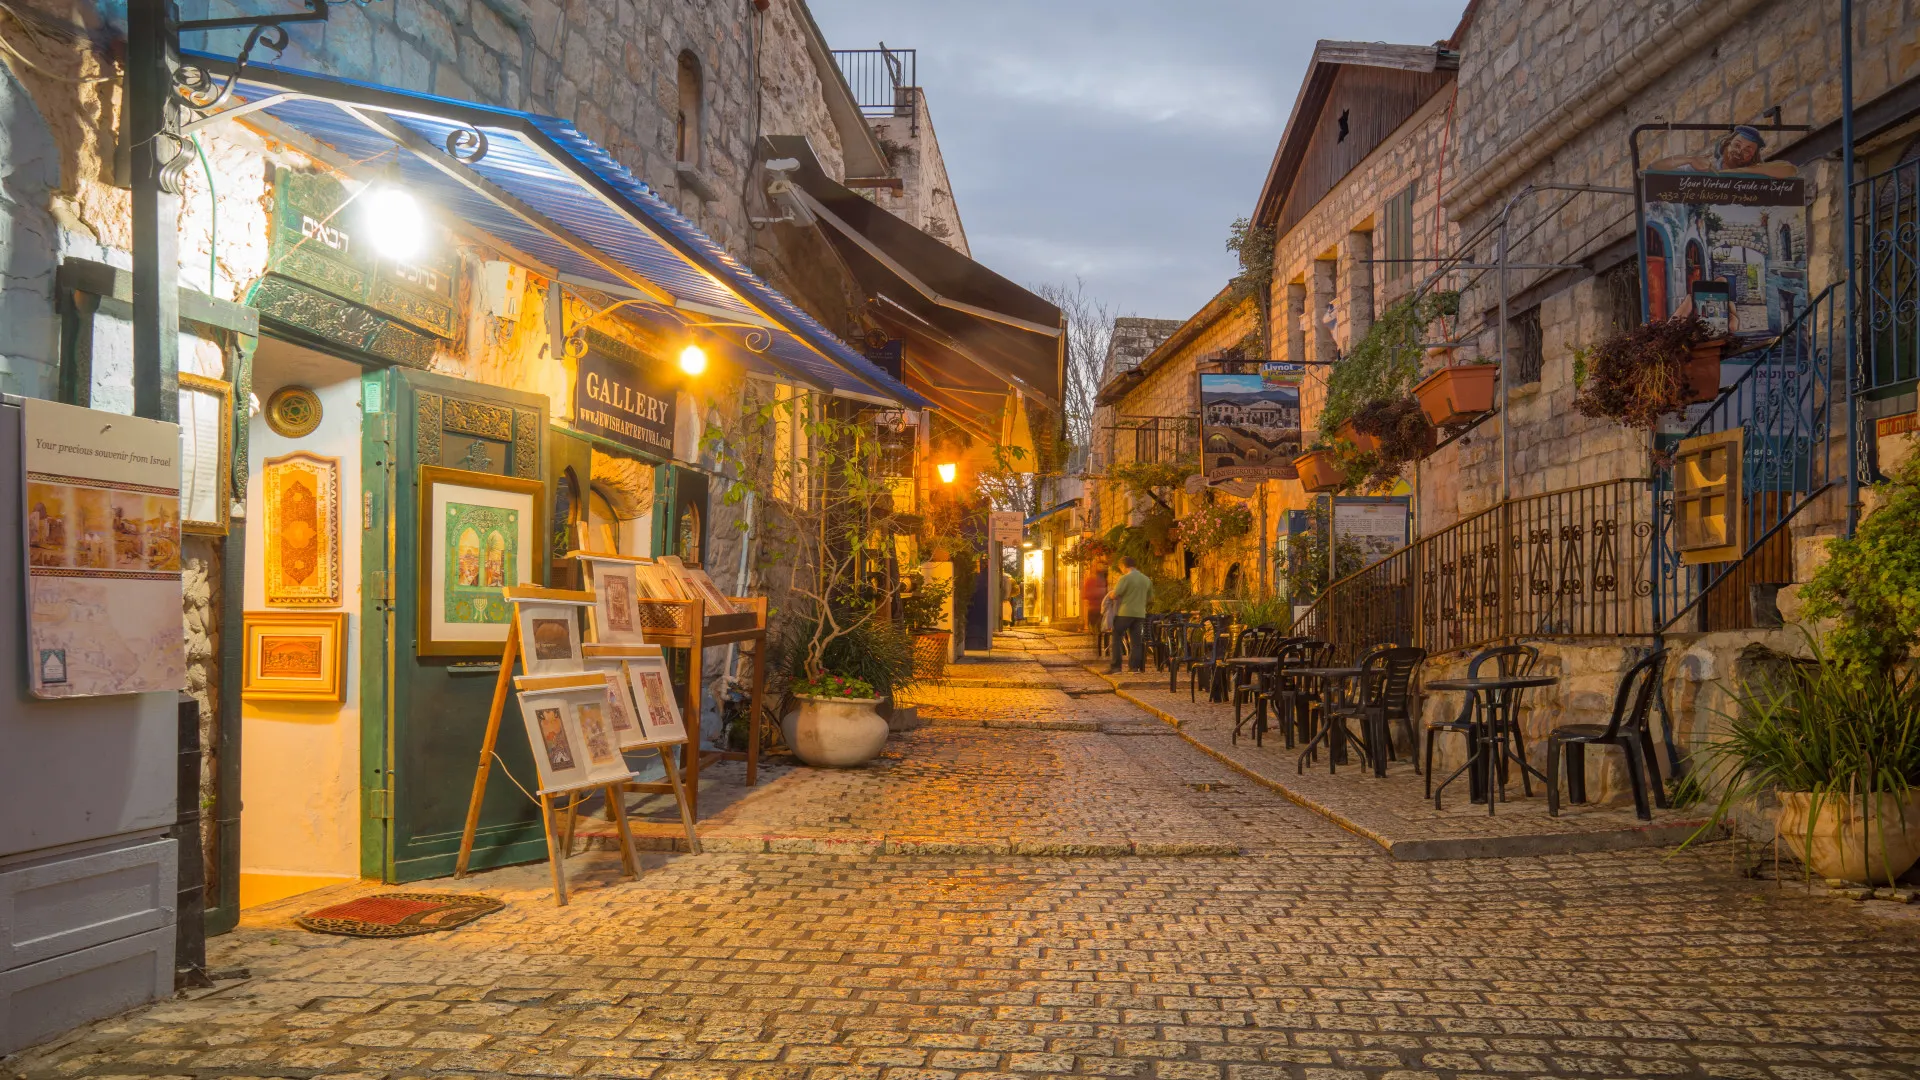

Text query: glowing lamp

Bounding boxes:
[365,184,425,262]
[936,462,958,484]
[679,344,708,376]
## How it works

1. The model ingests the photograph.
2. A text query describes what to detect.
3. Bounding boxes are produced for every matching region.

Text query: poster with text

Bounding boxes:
[1200,373,1300,480]
[1334,498,1410,566]
[23,398,185,698]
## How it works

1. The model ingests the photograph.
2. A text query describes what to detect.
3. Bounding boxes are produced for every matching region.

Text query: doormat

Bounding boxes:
[296,892,504,938]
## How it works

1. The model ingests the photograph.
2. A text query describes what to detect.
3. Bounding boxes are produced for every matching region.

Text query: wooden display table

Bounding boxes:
[628,594,769,820]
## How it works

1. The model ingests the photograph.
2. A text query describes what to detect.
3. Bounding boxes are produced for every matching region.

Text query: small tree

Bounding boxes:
[705,386,913,696]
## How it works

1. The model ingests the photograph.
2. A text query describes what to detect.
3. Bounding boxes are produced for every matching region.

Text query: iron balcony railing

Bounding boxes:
[1292,478,1658,660]
[1652,282,1844,631]
[1103,416,1200,469]
[1857,157,1920,398]
[831,47,918,122]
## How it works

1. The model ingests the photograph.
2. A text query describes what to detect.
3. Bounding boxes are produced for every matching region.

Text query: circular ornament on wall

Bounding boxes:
[265,386,323,438]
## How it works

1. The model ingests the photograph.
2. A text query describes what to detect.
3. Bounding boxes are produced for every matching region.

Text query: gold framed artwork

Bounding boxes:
[178,372,233,536]
[265,385,322,438]
[242,611,348,701]
[419,465,544,657]
[262,452,340,605]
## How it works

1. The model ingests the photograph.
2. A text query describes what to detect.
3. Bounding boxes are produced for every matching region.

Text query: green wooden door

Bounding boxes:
[365,367,552,883]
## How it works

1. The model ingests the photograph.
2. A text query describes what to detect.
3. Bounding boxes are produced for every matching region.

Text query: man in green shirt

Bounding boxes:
[1107,556,1152,673]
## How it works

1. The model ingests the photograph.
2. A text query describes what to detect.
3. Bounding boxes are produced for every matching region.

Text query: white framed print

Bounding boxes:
[583,657,647,750]
[419,466,542,657]
[515,674,635,794]
[625,645,687,745]
[514,600,586,675]
[576,553,647,645]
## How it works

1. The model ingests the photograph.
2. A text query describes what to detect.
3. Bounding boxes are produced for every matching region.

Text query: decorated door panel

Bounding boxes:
[371,366,551,882]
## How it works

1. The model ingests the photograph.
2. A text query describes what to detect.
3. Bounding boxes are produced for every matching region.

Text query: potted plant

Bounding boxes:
[1572,315,1721,428]
[1336,419,1380,455]
[1292,445,1343,492]
[1685,455,1920,883]
[1412,361,1499,426]
[901,571,954,680]
[1172,500,1254,555]
[1350,394,1437,485]
[1321,290,1460,444]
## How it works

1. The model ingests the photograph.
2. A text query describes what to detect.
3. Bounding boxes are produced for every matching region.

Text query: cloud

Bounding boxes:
[953,47,1280,132]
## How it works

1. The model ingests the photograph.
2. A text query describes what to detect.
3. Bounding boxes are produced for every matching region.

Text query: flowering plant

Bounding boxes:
[1173,501,1254,554]
[792,673,877,700]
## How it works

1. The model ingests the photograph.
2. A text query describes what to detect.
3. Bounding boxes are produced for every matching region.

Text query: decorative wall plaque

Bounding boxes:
[262,451,341,606]
[266,385,323,438]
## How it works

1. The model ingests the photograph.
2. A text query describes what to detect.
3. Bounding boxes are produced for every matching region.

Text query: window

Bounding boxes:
[1509,305,1543,385]
[1674,429,1744,564]
[1600,261,1641,333]
[675,50,703,165]
[1381,183,1416,283]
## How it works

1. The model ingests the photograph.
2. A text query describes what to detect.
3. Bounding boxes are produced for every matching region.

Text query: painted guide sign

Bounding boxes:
[22,398,185,698]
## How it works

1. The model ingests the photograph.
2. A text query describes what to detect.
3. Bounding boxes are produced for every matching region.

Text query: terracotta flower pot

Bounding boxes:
[1413,364,1499,426]
[1776,789,1920,885]
[1682,339,1726,404]
[1337,420,1380,455]
[783,694,889,767]
[1292,449,1343,493]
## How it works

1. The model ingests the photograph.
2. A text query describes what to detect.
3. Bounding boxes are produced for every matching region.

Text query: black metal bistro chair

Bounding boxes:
[1546,649,1669,822]
[1324,646,1427,777]
[1424,644,1541,798]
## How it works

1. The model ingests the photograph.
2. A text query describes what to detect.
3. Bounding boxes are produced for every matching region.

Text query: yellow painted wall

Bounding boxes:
[239,341,365,900]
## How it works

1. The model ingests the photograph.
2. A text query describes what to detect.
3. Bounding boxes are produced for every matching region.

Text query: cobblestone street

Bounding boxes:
[13,640,1920,1080]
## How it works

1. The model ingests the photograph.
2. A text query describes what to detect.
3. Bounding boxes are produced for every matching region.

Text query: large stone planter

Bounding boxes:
[782,694,888,767]
[1776,789,1920,884]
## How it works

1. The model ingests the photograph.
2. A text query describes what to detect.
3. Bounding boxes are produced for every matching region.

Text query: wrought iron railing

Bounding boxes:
[1652,282,1844,631]
[1292,478,1657,660]
[1857,157,1920,398]
[831,47,918,121]
[1104,416,1199,469]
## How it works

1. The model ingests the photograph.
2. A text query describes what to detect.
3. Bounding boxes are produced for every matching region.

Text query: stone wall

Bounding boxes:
[867,91,969,255]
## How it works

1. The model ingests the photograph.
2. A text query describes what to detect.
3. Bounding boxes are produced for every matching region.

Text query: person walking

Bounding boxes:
[1107,556,1152,674]
[1081,565,1109,635]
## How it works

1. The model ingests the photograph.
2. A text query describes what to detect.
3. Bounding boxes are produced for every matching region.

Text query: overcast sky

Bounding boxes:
[809,1,1464,324]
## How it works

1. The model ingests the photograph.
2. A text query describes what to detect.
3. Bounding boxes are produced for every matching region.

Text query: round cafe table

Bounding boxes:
[1425,674,1558,814]
[1292,666,1364,773]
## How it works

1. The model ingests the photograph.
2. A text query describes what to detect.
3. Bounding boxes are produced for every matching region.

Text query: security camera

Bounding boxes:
[752,169,819,228]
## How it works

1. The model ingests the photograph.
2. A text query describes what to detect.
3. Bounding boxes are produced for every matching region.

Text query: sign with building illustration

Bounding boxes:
[1199,373,1300,480]
[1639,145,1809,348]
[572,329,679,458]
[22,398,186,698]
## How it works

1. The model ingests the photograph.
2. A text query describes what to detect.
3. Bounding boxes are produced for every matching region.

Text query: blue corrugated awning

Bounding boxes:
[1024,498,1080,527]
[183,52,929,409]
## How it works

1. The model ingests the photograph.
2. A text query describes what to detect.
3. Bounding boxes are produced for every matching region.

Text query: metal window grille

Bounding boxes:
[1600,261,1641,333]
[1509,305,1544,385]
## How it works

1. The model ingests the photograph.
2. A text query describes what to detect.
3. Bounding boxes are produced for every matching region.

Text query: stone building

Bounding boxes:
[0,0,1048,1027]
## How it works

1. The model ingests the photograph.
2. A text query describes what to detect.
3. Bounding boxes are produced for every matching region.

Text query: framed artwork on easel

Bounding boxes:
[583,643,686,748]
[576,552,647,645]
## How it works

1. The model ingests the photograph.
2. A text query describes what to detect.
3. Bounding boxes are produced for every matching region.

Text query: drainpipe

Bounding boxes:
[1842,0,1861,536]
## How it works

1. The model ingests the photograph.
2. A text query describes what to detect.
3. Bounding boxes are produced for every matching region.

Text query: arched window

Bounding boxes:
[1645,226,1670,319]
[675,50,703,165]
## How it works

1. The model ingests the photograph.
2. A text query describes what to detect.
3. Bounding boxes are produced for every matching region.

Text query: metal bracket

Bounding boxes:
[370,570,392,601]
[365,786,391,820]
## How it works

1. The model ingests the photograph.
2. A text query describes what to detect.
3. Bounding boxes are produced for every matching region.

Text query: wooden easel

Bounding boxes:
[578,642,702,855]
[452,586,700,889]
[513,670,642,906]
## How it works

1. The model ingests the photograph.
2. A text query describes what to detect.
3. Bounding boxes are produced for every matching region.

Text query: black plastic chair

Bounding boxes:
[1424,644,1541,798]
[1262,639,1335,749]
[1295,643,1389,773]
[1229,629,1289,742]
[1326,646,1427,777]
[1249,638,1315,747]
[1186,615,1235,701]
[1546,649,1668,821]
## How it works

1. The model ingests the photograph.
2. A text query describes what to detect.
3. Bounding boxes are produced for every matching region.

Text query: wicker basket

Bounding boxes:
[911,631,950,680]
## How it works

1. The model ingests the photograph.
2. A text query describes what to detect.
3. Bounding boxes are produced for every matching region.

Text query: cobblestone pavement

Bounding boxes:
[14,639,1920,1080]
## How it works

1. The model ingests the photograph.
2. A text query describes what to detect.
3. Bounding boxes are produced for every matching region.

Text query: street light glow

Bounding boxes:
[365,184,425,262]
[937,462,958,484]
[679,344,708,376]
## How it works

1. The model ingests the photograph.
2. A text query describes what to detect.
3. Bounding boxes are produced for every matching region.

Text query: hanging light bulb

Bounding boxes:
[937,462,958,484]
[365,166,425,262]
[679,343,708,376]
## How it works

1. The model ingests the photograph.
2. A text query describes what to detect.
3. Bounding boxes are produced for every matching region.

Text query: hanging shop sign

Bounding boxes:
[22,398,186,698]
[1638,151,1808,350]
[989,510,1024,547]
[572,329,679,458]
[268,168,460,339]
[1199,372,1300,480]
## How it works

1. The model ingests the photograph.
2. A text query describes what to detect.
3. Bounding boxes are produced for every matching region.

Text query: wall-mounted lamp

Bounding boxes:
[365,166,424,262]
[936,462,958,484]
[678,343,708,376]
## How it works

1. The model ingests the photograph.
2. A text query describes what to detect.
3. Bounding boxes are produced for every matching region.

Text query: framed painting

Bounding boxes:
[514,673,635,794]
[574,552,647,645]
[242,611,348,701]
[514,600,585,675]
[625,645,688,745]
[178,372,233,535]
[419,465,543,657]
[582,657,648,750]
[262,451,340,605]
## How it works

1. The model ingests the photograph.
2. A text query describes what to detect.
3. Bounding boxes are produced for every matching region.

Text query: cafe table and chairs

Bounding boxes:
[1425,667,1559,814]
[1323,645,1427,777]
[1424,644,1541,797]
[1292,647,1380,774]
[1260,638,1334,749]
[1186,614,1235,701]
[1227,631,1294,742]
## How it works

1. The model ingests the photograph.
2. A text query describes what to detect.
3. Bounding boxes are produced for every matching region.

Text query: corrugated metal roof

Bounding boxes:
[188,52,928,409]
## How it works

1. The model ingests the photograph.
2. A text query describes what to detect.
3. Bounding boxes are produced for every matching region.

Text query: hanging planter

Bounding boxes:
[1413,363,1499,426]
[1292,449,1343,493]
[1573,316,1720,428]
[1683,339,1728,404]
[1336,419,1381,455]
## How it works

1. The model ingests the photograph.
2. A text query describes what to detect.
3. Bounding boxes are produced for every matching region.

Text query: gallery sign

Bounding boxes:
[1199,372,1301,480]
[572,329,678,458]
[22,398,186,698]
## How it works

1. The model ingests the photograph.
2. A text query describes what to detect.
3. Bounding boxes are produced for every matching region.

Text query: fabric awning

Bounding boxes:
[759,135,1062,432]
[186,52,928,409]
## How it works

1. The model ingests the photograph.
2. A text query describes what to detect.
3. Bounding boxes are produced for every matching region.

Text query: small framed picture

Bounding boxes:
[515,674,635,794]
[577,554,646,645]
[242,611,348,701]
[178,372,233,536]
[514,600,586,675]
[625,645,687,745]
